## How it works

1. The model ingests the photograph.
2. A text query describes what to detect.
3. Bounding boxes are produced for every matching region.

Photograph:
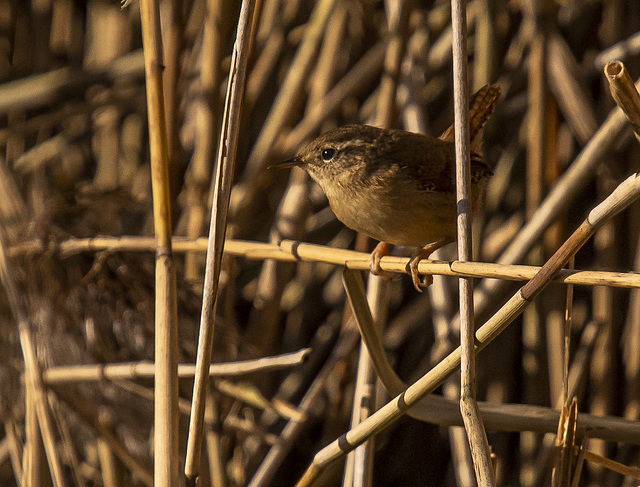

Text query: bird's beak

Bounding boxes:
[270,156,303,169]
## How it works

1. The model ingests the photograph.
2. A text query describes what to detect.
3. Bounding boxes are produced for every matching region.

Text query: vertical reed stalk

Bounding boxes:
[139,0,179,484]
[451,0,495,484]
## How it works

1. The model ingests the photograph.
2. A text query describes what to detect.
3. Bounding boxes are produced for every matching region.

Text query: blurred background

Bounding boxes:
[1,0,640,485]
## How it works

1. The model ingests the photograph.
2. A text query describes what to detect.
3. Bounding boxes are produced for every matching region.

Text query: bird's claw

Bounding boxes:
[407,249,433,292]
[369,241,396,280]
[406,238,454,292]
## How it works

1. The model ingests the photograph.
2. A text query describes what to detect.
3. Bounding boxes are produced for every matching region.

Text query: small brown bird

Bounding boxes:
[279,85,500,291]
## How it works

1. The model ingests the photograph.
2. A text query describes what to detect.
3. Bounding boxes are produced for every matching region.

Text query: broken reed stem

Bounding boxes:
[605,61,640,142]
[552,398,578,485]
[295,172,640,487]
[42,348,311,384]
[9,236,640,289]
[139,0,180,485]
[185,0,256,479]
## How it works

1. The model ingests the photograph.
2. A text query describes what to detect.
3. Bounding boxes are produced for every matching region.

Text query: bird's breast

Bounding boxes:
[324,184,458,246]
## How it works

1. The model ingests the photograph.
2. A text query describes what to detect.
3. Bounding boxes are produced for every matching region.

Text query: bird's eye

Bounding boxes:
[321,148,336,161]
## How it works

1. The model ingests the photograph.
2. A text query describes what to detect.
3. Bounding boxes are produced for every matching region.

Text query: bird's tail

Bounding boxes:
[439,83,502,155]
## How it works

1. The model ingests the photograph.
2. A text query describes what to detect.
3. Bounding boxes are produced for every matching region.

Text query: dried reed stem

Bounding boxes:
[605,61,640,142]
[43,348,310,384]
[559,255,576,407]
[582,449,640,480]
[374,0,410,128]
[183,0,224,283]
[409,393,640,442]
[138,0,179,484]
[522,5,551,475]
[345,3,411,484]
[343,269,405,396]
[345,275,388,487]
[295,172,640,487]
[4,421,22,484]
[161,0,182,162]
[343,277,599,432]
[551,397,579,485]
[24,377,44,487]
[548,34,598,145]
[473,0,496,88]
[185,0,256,479]
[0,50,145,115]
[451,0,494,481]
[10,236,640,289]
[595,31,640,68]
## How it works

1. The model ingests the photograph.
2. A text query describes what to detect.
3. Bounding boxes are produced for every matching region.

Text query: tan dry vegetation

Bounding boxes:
[1,0,640,486]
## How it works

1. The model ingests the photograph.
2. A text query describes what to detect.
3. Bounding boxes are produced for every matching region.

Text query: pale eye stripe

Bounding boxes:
[338,140,371,150]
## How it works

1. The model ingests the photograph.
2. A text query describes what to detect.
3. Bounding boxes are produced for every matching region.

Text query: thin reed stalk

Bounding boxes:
[451,0,494,483]
[43,348,310,384]
[185,0,256,479]
[139,0,180,483]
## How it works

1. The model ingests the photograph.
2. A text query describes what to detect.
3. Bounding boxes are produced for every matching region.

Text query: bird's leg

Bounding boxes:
[369,241,396,280]
[407,237,454,292]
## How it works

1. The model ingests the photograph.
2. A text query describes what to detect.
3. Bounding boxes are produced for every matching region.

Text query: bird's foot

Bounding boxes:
[407,238,454,292]
[369,241,396,280]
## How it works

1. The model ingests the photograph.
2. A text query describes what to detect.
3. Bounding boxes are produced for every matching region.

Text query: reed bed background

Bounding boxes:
[1,0,640,485]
